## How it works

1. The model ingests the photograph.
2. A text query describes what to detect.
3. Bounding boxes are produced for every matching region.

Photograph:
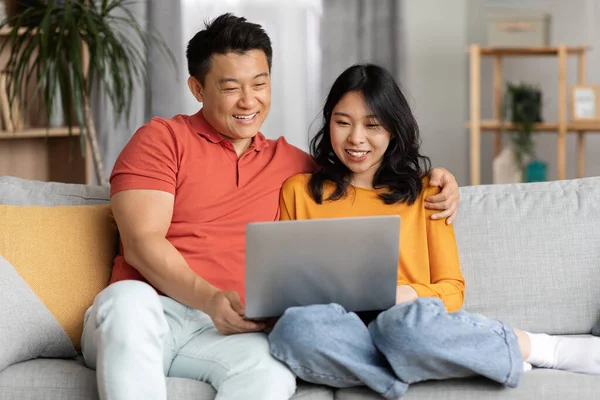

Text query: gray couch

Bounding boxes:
[1,175,599,399]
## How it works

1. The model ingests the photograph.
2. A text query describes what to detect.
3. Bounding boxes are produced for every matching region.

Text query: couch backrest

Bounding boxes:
[0,176,109,206]
[2,175,598,335]
[455,176,600,335]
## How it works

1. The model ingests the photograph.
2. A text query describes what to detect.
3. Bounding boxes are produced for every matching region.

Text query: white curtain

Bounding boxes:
[95,0,184,182]
[180,0,323,152]
[320,0,403,101]
[93,1,150,182]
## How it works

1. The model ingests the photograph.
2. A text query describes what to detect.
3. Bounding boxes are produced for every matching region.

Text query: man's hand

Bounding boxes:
[425,167,460,225]
[206,290,265,335]
[396,285,418,304]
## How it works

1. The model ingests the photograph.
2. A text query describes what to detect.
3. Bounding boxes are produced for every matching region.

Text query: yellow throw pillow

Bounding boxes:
[0,204,117,351]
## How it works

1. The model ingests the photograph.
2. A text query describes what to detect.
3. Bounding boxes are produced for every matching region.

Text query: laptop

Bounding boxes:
[244,215,400,319]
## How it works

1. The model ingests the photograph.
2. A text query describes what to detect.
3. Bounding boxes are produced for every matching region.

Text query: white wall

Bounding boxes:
[401,0,470,185]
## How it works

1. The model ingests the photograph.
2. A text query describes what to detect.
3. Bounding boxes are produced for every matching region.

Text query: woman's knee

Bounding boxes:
[369,298,447,354]
[269,304,372,388]
[269,304,349,361]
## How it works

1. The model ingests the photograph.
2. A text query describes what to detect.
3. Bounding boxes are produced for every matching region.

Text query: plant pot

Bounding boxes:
[4,0,20,19]
[4,0,37,23]
[3,0,58,20]
[525,159,547,182]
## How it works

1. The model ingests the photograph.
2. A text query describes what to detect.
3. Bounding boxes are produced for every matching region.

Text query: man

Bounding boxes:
[81,13,460,400]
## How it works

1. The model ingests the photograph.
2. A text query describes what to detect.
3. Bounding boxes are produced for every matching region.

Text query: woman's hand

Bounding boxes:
[396,285,418,304]
[425,168,460,225]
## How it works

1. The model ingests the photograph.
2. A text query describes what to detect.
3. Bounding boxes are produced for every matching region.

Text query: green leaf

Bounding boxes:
[502,82,542,171]
[0,0,176,143]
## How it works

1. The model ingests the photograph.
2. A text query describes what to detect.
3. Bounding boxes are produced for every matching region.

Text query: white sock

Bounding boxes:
[522,361,532,372]
[525,332,600,375]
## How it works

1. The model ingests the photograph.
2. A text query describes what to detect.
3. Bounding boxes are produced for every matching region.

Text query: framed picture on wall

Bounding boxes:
[570,85,600,121]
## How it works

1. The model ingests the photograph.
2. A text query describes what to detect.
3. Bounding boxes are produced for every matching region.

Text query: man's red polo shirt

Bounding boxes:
[109,110,315,301]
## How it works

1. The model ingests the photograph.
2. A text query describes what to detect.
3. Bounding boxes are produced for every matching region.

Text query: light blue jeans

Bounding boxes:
[81,280,295,400]
[268,298,523,399]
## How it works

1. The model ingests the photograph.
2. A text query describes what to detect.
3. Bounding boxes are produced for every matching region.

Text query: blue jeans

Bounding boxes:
[268,298,523,399]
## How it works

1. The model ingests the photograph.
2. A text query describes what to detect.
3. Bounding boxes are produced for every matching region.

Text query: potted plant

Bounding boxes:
[0,0,174,185]
[502,82,546,181]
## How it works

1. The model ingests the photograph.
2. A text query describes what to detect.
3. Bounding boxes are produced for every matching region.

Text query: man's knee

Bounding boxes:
[82,281,168,370]
[90,280,167,339]
[230,333,297,396]
[250,349,296,392]
[95,280,159,305]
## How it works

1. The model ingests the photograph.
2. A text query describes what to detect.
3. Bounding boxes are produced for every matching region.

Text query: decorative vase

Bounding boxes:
[493,146,523,184]
[48,90,64,128]
[47,65,64,128]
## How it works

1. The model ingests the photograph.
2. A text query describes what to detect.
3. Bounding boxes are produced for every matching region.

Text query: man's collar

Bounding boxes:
[189,110,224,144]
[189,109,269,151]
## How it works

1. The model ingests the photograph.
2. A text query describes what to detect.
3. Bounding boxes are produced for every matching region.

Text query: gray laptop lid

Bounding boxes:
[244,215,400,319]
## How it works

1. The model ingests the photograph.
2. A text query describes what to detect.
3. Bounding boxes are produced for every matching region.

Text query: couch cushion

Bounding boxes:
[0,358,215,400]
[335,368,600,399]
[0,205,117,352]
[454,177,600,335]
[0,255,77,373]
[0,358,335,400]
[0,176,109,206]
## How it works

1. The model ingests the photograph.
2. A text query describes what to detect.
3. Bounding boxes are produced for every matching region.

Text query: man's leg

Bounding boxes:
[369,298,524,388]
[268,304,408,400]
[81,280,172,400]
[168,308,296,400]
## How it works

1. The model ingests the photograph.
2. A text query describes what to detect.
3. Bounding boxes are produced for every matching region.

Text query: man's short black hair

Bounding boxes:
[186,13,273,84]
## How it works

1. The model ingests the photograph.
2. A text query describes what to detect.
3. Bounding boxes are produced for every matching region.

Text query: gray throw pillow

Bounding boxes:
[0,255,77,372]
[592,321,600,337]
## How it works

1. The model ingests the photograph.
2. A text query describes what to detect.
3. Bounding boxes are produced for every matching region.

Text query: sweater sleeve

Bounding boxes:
[409,184,465,312]
[278,176,300,221]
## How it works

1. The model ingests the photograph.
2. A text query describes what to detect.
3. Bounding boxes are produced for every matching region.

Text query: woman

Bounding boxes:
[267,64,600,399]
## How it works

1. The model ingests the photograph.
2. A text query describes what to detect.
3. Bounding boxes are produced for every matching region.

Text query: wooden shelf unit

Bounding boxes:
[468,44,599,185]
[0,29,93,185]
[0,127,81,139]
[465,120,600,132]
[477,46,588,56]
[0,127,92,185]
[0,27,29,36]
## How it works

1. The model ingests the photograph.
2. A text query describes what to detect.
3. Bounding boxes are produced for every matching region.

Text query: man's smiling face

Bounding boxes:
[191,49,271,144]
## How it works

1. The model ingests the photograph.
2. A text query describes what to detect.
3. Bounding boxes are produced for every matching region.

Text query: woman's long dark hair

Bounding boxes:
[309,63,431,205]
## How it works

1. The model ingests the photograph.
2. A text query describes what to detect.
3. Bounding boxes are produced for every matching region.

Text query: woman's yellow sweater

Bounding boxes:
[279,173,465,312]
